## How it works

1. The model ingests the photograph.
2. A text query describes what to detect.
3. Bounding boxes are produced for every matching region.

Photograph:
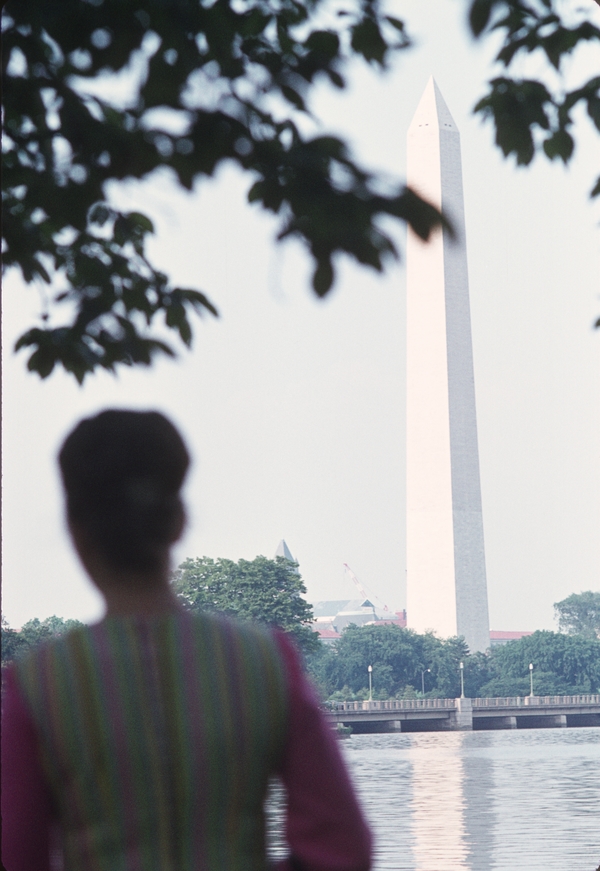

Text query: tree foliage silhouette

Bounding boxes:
[3,0,599,382]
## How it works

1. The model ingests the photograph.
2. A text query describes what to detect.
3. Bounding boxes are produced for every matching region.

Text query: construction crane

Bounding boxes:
[342,563,390,614]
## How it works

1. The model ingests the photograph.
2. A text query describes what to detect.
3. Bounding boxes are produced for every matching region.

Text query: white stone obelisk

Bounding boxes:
[406,78,490,653]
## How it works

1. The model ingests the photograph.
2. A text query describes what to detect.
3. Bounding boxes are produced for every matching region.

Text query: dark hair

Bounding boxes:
[58,409,190,573]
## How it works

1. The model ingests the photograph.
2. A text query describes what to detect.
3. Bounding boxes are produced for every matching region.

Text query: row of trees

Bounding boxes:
[1,554,318,668]
[306,624,600,701]
[308,625,470,700]
[3,557,598,699]
[4,611,597,699]
[311,590,600,699]
[1,615,84,667]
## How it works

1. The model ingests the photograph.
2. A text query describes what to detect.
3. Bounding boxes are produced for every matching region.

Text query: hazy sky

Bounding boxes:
[3,2,599,633]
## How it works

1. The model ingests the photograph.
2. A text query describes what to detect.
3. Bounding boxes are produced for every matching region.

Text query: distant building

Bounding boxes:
[315,628,341,645]
[274,539,299,573]
[312,600,351,621]
[489,630,533,648]
[311,598,379,631]
[334,599,381,631]
[312,601,407,641]
[312,599,530,647]
[366,610,407,629]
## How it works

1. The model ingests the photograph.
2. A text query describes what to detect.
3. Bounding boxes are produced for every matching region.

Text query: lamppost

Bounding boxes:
[529,662,534,697]
[459,661,465,699]
[421,668,430,696]
[368,665,373,701]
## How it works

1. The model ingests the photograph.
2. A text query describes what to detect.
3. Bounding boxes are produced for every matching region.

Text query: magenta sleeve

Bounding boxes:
[1,666,54,871]
[274,633,372,871]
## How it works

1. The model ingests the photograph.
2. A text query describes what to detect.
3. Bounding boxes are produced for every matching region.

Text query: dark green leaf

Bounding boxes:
[312,258,334,296]
[26,346,56,379]
[392,187,449,241]
[351,19,387,66]
[384,16,406,34]
[126,211,154,234]
[327,69,345,88]
[587,95,600,132]
[247,181,264,203]
[89,203,112,225]
[468,0,494,37]
[281,85,306,112]
[542,128,574,163]
[113,215,129,246]
[175,288,219,318]
[31,256,51,283]
[304,30,340,61]
[474,78,552,165]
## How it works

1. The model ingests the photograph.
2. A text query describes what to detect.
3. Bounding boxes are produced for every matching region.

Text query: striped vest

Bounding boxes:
[14,611,289,870]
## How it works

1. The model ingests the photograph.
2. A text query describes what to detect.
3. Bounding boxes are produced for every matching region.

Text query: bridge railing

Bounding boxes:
[327,698,456,713]
[473,694,600,708]
[326,695,600,713]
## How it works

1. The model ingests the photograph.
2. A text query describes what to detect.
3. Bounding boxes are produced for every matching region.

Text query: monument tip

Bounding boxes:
[408,77,458,135]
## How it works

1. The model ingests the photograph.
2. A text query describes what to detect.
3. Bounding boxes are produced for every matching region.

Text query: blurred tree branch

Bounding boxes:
[3,0,599,383]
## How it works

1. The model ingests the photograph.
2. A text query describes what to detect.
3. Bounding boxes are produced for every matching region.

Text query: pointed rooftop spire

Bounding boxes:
[275,539,300,574]
[408,76,458,135]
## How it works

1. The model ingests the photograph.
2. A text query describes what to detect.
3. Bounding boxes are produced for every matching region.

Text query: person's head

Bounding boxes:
[58,409,190,577]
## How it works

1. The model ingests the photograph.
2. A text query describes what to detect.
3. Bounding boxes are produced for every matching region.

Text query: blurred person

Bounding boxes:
[2,409,371,871]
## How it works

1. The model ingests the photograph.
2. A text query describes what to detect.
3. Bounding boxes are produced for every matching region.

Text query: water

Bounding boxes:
[267,728,600,871]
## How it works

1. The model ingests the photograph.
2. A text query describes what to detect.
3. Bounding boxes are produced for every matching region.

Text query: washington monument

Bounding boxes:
[406,78,490,653]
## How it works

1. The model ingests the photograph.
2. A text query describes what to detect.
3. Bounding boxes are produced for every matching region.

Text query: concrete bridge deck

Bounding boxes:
[328,695,600,732]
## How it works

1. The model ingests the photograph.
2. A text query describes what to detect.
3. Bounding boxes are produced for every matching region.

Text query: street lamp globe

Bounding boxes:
[529,662,534,697]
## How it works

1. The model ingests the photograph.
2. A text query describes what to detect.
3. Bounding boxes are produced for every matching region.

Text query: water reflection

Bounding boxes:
[343,736,415,868]
[461,734,495,871]
[341,728,600,871]
[479,729,600,871]
[408,734,470,870]
[266,729,600,870]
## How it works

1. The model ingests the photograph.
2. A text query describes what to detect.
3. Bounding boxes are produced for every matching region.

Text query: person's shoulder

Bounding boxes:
[185,609,271,637]
[184,610,282,652]
[12,624,91,673]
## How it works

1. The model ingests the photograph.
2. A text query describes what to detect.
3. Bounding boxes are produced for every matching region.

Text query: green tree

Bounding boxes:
[172,554,319,652]
[310,624,422,697]
[5,1,599,383]
[462,650,494,698]
[308,623,600,700]
[554,591,600,639]
[1,617,29,667]
[478,669,581,697]
[1,615,85,668]
[427,635,470,699]
[483,630,600,695]
[307,623,472,699]
[476,673,531,698]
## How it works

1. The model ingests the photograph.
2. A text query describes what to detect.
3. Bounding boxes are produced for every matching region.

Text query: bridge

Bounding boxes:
[327,695,600,732]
